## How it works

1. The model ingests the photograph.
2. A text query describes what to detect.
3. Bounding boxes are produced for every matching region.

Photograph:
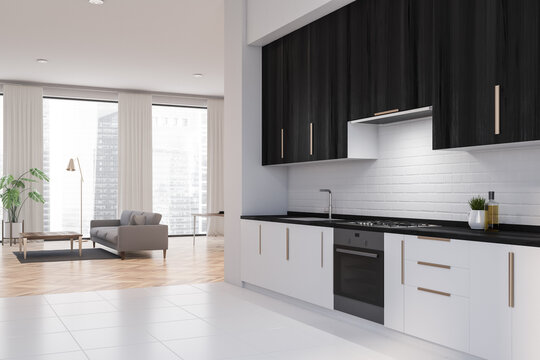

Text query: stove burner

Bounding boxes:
[345,220,440,228]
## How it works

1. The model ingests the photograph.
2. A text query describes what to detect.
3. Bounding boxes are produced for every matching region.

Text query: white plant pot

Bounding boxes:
[4,222,23,239]
[468,210,486,230]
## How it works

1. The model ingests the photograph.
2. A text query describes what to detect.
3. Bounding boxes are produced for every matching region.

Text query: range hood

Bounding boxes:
[350,106,432,125]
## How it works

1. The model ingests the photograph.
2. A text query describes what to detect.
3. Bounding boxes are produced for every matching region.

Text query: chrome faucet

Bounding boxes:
[320,189,333,219]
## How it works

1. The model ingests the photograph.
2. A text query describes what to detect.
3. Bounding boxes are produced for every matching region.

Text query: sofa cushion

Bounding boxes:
[92,227,119,244]
[120,210,143,225]
[130,214,146,225]
[141,212,162,225]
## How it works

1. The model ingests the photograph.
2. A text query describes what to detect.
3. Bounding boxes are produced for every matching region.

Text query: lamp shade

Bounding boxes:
[66,158,76,171]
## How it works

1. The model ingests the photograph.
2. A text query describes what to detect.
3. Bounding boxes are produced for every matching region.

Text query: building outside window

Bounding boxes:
[152,105,207,235]
[43,98,118,237]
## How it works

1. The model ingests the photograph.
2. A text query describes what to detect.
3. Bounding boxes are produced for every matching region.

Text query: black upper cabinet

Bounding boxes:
[432,0,497,149]
[498,0,540,144]
[309,6,349,161]
[433,0,540,149]
[262,39,285,165]
[283,25,311,163]
[349,0,433,121]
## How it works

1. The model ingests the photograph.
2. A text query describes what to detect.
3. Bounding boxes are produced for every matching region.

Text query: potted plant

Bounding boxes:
[1,168,49,240]
[468,196,486,230]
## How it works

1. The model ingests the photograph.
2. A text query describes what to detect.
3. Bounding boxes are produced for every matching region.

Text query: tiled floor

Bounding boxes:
[0,282,480,360]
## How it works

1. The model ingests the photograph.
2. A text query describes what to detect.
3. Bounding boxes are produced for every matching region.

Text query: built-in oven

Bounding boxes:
[334,228,384,324]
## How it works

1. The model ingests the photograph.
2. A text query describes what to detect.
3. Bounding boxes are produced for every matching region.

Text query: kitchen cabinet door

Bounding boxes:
[384,233,404,332]
[283,26,311,163]
[241,221,286,293]
[432,0,498,149]
[512,245,540,360]
[469,242,511,360]
[309,6,349,161]
[497,0,540,144]
[262,39,285,165]
[349,0,433,121]
[287,224,334,309]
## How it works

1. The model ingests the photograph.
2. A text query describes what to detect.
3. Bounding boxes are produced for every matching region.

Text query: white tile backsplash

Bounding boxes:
[288,117,540,225]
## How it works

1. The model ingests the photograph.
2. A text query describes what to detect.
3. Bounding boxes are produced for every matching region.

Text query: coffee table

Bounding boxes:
[18,232,83,260]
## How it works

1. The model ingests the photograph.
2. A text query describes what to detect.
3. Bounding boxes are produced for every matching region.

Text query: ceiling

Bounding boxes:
[0,0,224,96]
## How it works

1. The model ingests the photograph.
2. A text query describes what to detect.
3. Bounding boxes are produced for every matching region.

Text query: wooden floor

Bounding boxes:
[0,236,224,297]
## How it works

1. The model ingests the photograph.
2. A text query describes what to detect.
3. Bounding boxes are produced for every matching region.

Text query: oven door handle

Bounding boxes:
[336,248,378,258]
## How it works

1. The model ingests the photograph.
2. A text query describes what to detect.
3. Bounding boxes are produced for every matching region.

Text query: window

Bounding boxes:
[152,105,207,235]
[43,98,118,236]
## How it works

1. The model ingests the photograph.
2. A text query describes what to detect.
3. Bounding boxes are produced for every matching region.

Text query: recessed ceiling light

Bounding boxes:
[193,73,204,78]
[36,58,48,64]
[89,0,104,4]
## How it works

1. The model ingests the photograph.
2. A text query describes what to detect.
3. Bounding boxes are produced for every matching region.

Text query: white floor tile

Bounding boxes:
[71,326,157,350]
[164,335,259,360]
[181,301,273,319]
[0,304,56,321]
[45,291,103,304]
[164,292,233,306]
[106,296,174,310]
[146,284,205,296]
[121,306,197,323]
[0,317,66,338]
[0,295,48,307]
[0,332,80,359]
[51,300,117,316]
[147,318,220,341]
[97,287,153,300]
[85,342,181,360]
[13,351,88,360]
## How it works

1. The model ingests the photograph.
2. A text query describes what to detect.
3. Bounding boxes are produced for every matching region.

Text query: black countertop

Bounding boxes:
[241,212,540,248]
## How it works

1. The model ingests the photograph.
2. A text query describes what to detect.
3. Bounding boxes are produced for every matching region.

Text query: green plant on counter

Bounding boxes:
[468,196,486,211]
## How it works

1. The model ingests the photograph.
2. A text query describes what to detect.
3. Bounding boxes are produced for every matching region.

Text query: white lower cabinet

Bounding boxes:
[384,233,404,331]
[469,241,512,360]
[404,285,469,353]
[240,220,333,309]
[386,233,540,360]
[511,245,540,360]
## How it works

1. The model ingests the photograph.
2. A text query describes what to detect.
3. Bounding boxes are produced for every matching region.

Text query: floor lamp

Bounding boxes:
[66,158,84,235]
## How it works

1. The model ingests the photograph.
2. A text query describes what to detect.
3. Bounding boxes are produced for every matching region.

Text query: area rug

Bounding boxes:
[13,248,120,263]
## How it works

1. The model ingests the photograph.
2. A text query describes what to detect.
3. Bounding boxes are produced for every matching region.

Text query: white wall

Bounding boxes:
[246,0,354,45]
[224,0,288,285]
[289,118,540,226]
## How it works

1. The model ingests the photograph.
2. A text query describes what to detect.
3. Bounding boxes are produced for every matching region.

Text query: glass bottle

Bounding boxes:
[485,191,499,231]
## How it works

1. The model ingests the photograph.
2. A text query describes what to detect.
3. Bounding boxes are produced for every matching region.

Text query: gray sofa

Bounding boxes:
[90,210,168,260]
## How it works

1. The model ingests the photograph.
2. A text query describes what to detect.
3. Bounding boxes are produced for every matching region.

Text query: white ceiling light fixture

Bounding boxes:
[36,58,48,64]
[193,73,204,78]
[89,0,104,5]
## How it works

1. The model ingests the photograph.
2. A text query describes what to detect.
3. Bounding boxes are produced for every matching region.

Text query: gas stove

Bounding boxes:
[343,220,441,228]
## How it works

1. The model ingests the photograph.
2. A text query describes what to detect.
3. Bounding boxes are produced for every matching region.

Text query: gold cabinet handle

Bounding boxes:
[401,240,404,285]
[280,128,284,159]
[309,123,313,156]
[417,236,451,242]
[320,232,324,268]
[374,109,399,116]
[495,85,500,135]
[286,228,289,261]
[418,287,451,297]
[509,252,514,308]
[417,261,451,270]
[258,224,261,255]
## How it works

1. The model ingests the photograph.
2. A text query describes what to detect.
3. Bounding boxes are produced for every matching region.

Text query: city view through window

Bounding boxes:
[43,98,118,236]
[42,98,208,237]
[152,105,208,235]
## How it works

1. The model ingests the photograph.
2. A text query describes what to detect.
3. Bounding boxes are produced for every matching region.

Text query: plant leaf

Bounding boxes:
[20,177,37,183]
[29,168,50,182]
[28,191,45,204]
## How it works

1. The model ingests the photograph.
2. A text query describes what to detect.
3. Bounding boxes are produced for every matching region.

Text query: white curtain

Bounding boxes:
[207,99,224,236]
[118,92,153,212]
[3,84,44,231]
